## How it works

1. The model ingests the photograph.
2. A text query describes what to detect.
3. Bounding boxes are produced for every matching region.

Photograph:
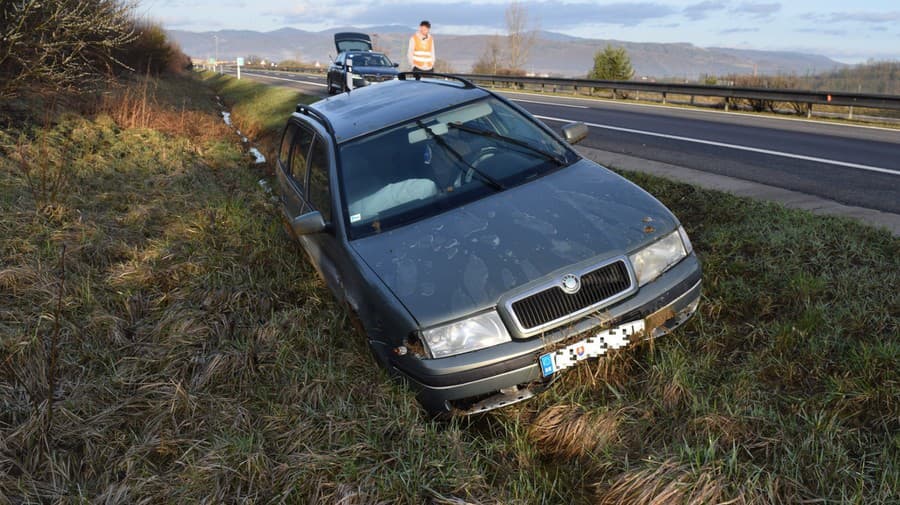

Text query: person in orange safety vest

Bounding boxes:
[407,20,435,72]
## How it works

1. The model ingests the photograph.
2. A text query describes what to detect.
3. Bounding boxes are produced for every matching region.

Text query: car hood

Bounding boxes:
[350,159,679,328]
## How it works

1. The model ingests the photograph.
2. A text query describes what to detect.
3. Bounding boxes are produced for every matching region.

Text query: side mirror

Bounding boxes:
[291,211,326,235]
[392,62,399,68]
[334,61,343,68]
[561,122,588,145]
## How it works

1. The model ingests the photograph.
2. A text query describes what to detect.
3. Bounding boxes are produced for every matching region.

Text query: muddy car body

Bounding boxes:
[276,73,701,416]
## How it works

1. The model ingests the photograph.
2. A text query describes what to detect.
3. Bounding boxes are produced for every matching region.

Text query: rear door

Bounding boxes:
[278,119,314,220]
[334,32,372,52]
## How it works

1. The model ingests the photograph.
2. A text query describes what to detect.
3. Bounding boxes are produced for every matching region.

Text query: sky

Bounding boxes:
[139,0,900,63]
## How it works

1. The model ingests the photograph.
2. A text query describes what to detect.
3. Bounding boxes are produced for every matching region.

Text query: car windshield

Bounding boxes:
[339,97,575,238]
[348,53,392,67]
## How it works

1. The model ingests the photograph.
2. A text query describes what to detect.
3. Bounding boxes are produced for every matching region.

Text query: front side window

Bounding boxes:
[339,97,574,238]
[307,136,332,222]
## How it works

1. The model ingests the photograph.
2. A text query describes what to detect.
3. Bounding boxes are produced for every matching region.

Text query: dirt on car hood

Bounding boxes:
[350,159,679,328]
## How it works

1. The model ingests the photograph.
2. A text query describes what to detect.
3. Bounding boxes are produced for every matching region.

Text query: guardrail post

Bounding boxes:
[848,106,854,120]
[662,92,667,104]
[573,85,578,96]
[690,95,695,105]
[807,103,812,119]
[636,90,640,101]
[541,83,545,93]
[724,98,730,112]
[612,89,616,100]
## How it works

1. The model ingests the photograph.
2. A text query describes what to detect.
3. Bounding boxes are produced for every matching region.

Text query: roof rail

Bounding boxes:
[396,72,476,89]
[296,104,335,135]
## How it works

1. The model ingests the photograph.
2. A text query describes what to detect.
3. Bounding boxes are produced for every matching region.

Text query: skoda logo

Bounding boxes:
[561,274,581,294]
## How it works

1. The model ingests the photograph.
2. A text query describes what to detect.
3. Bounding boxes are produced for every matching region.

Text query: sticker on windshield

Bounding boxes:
[423,144,432,165]
[350,213,362,223]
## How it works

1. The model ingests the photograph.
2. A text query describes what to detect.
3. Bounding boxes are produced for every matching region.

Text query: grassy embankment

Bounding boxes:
[0,72,897,503]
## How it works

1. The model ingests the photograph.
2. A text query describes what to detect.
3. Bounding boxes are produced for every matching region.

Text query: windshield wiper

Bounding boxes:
[448,122,567,166]
[417,121,504,191]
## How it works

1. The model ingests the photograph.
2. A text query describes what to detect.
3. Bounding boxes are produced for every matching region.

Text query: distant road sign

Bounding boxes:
[236,57,244,66]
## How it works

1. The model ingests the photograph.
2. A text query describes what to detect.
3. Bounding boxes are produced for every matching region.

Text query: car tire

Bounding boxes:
[326,77,336,95]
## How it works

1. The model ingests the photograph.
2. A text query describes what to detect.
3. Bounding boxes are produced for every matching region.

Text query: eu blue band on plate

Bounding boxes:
[539,354,555,377]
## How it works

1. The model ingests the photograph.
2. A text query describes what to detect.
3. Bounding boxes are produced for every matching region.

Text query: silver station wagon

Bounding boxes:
[276,73,701,417]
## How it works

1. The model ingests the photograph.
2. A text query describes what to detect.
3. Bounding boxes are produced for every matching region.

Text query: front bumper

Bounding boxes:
[394,254,702,415]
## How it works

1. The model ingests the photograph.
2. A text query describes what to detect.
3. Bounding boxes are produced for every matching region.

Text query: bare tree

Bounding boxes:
[505,0,536,72]
[472,35,503,74]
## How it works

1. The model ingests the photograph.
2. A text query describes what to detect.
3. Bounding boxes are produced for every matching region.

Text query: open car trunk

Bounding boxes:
[334,32,372,52]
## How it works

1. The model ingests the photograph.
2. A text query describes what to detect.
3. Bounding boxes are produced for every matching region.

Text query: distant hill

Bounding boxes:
[169,26,845,79]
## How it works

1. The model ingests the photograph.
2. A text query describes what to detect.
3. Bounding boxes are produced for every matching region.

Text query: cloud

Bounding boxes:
[719,27,760,34]
[796,28,847,37]
[732,2,781,19]
[822,11,900,24]
[682,1,727,21]
[267,1,678,29]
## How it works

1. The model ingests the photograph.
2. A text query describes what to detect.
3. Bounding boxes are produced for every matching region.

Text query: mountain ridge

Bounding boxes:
[169,26,845,79]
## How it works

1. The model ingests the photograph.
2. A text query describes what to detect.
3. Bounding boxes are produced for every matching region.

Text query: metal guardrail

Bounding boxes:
[217,64,900,117]
[453,73,900,114]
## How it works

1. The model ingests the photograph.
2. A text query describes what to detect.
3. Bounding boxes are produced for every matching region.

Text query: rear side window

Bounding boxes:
[279,123,297,168]
[289,126,314,189]
[307,136,332,221]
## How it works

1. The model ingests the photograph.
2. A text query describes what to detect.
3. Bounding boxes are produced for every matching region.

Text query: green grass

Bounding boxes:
[201,71,318,152]
[1,73,897,503]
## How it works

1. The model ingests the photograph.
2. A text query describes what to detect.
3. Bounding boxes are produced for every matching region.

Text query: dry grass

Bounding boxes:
[528,404,620,459]
[595,459,727,505]
[98,74,232,143]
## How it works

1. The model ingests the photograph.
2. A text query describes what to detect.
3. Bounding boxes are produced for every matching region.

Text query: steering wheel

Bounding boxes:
[459,146,500,185]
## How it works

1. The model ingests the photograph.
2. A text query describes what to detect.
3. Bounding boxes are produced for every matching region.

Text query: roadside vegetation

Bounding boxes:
[0,0,189,102]
[2,62,898,503]
[471,1,536,76]
[588,46,635,82]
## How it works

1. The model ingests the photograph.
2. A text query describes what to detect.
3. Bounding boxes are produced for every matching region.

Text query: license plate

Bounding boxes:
[539,319,646,377]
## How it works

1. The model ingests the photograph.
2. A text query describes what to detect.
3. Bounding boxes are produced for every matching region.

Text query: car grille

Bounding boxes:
[510,260,632,332]
[363,74,394,82]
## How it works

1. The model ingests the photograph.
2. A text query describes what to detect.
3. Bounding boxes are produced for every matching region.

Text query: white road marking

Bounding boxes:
[501,89,900,134]
[510,98,587,109]
[534,114,900,177]
[241,71,327,88]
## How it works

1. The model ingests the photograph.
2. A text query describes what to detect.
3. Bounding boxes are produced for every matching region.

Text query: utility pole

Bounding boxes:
[213,35,219,72]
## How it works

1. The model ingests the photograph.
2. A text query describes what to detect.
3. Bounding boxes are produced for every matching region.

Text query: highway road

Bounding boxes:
[231,69,900,216]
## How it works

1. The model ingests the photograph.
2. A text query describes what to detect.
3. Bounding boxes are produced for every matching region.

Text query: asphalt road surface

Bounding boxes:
[229,68,900,215]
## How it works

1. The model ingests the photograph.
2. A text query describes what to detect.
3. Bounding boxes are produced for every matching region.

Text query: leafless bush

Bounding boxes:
[1,130,74,210]
[0,0,137,98]
[726,74,807,114]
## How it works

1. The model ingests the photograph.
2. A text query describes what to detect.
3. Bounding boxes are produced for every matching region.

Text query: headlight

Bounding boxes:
[421,311,511,358]
[629,229,689,286]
